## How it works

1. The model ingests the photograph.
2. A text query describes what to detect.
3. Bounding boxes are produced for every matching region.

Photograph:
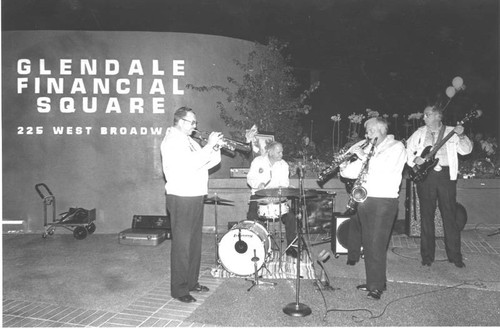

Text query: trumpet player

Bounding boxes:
[339,117,407,300]
[160,106,224,303]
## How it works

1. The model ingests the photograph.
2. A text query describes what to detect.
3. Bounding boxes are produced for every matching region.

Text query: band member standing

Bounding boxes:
[246,141,298,258]
[340,117,407,300]
[406,105,473,268]
[160,106,224,303]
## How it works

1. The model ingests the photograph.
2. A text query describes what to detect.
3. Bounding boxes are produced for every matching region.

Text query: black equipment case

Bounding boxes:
[118,215,171,246]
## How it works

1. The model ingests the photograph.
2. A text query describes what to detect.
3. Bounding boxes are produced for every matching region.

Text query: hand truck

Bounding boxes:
[35,183,96,240]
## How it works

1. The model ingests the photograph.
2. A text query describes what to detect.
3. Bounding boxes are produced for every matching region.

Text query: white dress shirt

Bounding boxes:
[160,127,221,196]
[247,155,290,195]
[406,126,473,180]
[340,135,407,198]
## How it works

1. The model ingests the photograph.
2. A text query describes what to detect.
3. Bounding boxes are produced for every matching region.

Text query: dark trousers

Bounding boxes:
[347,213,362,262]
[342,178,362,262]
[357,197,398,291]
[416,168,461,263]
[247,195,296,245]
[166,194,204,298]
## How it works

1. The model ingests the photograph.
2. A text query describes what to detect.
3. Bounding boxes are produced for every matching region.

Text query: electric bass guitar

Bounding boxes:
[408,108,482,182]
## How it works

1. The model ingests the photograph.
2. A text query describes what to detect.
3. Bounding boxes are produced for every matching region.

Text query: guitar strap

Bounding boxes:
[430,124,446,152]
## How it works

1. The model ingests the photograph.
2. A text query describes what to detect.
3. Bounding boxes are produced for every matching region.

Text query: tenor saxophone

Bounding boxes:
[317,139,370,185]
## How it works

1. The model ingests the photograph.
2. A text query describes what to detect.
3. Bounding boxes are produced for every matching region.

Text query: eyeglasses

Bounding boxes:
[181,118,197,126]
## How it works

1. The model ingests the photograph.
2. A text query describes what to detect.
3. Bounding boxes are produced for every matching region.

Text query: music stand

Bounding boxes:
[204,193,233,265]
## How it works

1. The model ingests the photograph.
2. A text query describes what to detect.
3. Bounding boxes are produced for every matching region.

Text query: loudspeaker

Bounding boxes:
[330,214,351,257]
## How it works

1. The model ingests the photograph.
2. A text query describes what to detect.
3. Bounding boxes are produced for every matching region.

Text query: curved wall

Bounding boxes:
[2,31,255,233]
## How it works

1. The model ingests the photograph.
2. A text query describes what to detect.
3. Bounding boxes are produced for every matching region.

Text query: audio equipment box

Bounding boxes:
[230,167,250,178]
[119,215,171,246]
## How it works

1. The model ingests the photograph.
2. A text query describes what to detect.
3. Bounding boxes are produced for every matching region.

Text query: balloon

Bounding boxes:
[452,76,464,89]
[446,86,456,98]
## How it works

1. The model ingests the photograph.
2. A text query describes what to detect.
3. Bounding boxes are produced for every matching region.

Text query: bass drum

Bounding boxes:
[218,220,271,276]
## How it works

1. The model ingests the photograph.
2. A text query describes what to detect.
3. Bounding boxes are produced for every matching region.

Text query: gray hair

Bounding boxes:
[364,117,388,134]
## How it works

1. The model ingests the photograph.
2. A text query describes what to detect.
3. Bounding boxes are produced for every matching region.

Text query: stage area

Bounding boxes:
[3,227,500,326]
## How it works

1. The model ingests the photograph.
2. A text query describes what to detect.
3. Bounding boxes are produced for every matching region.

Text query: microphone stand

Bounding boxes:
[283,164,312,317]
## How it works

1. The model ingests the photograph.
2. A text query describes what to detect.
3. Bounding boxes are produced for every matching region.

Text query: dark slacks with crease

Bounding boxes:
[416,167,461,263]
[166,194,204,298]
[357,197,398,291]
[347,213,363,262]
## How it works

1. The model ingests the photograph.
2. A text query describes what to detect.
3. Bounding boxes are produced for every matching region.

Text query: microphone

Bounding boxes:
[234,229,248,254]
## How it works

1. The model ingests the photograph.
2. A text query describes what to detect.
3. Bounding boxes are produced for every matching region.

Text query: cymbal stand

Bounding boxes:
[283,165,311,317]
[246,249,277,291]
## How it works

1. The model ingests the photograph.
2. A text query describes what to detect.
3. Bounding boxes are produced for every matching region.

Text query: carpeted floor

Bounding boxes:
[2,234,171,313]
[188,276,500,327]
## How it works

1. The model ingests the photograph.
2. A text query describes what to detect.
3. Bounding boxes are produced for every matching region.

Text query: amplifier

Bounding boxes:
[230,167,250,178]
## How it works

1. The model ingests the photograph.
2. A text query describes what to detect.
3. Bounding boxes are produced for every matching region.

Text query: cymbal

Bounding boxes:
[204,200,234,206]
[204,195,234,203]
[304,189,319,198]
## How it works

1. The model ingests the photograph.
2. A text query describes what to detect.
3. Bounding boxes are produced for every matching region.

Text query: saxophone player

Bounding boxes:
[339,117,407,300]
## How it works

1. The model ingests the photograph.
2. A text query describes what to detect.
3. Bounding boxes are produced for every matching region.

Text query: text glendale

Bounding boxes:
[16,58,186,113]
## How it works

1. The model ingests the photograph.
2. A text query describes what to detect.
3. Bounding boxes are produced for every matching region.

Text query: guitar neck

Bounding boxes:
[420,107,479,162]
[425,129,456,159]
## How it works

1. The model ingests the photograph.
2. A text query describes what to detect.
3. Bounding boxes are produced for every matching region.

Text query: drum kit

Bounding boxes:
[209,187,316,276]
[205,173,334,315]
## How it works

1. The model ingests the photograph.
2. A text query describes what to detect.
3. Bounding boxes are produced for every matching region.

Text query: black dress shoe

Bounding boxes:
[190,283,210,292]
[346,259,358,266]
[176,294,196,303]
[286,248,298,258]
[450,260,466,268]
[367,289,383,300]
[356,283,387,292]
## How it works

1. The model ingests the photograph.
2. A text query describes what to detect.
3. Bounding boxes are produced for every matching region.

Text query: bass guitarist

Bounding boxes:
[406,105,473,268]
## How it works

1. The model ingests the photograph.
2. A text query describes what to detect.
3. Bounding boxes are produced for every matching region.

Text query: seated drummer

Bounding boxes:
[246,141,298,258]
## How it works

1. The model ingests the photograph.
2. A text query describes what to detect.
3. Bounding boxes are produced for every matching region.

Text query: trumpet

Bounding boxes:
[317,138,370,185]
[193,129,252,153]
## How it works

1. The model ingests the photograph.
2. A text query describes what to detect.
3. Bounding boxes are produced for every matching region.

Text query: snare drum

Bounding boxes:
[218,220,271,276]
[257,202,290,219]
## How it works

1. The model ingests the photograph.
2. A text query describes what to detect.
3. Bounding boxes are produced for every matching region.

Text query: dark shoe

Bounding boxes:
[286,248,298,258]
[421,260,432,267]
[356,283,387,292]
[346,259,358,266]
[190,283,209,292]
[176,294,196,303]
[367,289,383,300]
[450,260,466,268]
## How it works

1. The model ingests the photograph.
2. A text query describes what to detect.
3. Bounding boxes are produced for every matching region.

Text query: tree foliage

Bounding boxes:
[188,37,319,158]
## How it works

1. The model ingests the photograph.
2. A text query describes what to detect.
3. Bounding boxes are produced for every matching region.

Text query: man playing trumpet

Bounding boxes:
[160,106,224,303]
[339,117,407,300]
